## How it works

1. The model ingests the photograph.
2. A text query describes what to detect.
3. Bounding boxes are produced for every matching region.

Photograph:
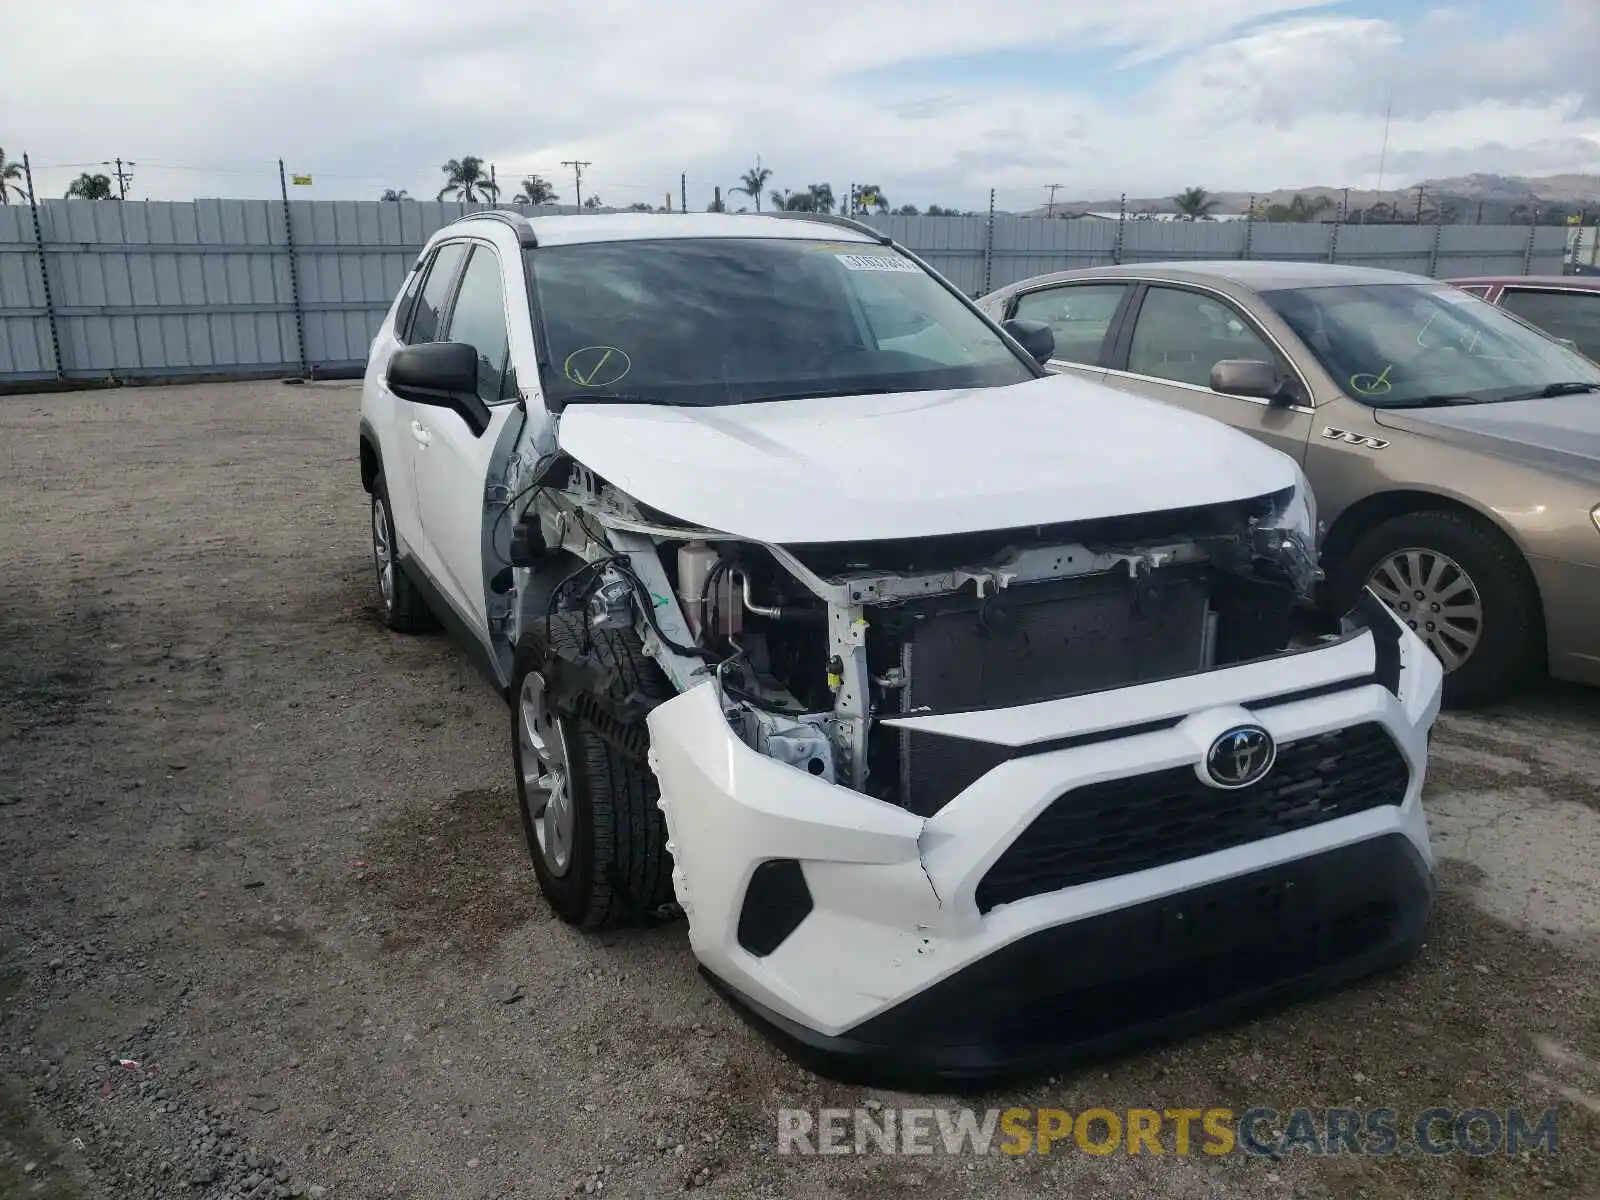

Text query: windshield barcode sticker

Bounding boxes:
[835,253,919,273]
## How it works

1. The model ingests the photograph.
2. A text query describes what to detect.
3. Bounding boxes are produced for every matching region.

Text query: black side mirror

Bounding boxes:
[387,342,491,436]
[1210,358,1286,404]
[1002,318,1055,366]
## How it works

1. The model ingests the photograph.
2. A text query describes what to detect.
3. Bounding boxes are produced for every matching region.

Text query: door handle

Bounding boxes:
[410,420,431,447]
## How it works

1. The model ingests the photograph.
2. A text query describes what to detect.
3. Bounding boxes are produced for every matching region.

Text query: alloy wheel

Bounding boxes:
[518,671,574,876]
[1366,547,1484,672]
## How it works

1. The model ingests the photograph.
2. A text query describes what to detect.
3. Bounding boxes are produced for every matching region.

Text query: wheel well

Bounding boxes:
[1321,490,1514,578]
[1318,489,1546,638]
[359,435,379,494]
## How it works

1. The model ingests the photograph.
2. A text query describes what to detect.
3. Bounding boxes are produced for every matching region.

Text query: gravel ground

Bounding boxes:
[1,380,1596,1200]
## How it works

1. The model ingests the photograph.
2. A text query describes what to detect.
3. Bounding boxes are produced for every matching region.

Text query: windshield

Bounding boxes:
[525,237,1035,407]
[1258,282,1600,407]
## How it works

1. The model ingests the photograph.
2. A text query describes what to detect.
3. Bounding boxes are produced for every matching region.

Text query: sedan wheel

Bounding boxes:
[517,671,574,877]
[1365,547,1483,672]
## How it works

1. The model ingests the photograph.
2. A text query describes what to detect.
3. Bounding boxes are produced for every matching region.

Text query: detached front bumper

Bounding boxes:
[646,600,1444,1090]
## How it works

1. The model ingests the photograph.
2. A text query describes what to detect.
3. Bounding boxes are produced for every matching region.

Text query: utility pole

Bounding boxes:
[102,157,136,200]
[1044,183,1063,218]
[680,172,687,215]
[1338,187,1350,221]
[1414,183,1427,225]
[562,160,591,210]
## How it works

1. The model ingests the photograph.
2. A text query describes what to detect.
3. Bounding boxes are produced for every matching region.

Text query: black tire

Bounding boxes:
[370,471,439,634]
[1332,509,1542,707]
[511,611,678,929]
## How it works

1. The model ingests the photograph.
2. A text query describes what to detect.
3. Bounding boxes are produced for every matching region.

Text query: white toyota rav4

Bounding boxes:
[358,210,1443,1089]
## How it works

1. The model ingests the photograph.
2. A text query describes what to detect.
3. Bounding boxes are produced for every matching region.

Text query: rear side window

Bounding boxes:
[1010,283,1128,365]
[1498,288,1600,362]
[404,242,468,345]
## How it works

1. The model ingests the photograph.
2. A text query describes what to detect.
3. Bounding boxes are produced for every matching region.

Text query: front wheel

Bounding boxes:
[1332,509,1542,707]
[510,612,678,929]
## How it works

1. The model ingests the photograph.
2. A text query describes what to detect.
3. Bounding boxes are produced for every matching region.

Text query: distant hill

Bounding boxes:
[1028,174,1600,224]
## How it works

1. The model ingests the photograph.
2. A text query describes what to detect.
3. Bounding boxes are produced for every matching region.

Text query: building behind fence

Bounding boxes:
[0,198,1574,386]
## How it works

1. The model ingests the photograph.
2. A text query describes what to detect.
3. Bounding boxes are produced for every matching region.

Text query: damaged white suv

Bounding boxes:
[358,210,1443,1089]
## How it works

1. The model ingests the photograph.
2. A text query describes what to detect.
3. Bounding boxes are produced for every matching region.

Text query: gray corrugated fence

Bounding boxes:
[0,199,1573,386]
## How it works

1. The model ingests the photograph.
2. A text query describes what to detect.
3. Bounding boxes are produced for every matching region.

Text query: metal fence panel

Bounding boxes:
[0,200,1582,384]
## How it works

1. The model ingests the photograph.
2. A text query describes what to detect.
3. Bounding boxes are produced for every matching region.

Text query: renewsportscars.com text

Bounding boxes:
[776,1106,1560,1158]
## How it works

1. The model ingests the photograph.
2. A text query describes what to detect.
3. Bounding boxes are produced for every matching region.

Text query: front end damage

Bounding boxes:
[510,464,1442,1089]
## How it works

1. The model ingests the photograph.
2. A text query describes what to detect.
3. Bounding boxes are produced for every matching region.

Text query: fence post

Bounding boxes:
[981,188,996,294]
[1240,195,1255,261]
[1427,207,1445,277]
[1522,208,1539,276]
[278,159,309,378]
[21,154,64,380]
[1112,193,1126,265]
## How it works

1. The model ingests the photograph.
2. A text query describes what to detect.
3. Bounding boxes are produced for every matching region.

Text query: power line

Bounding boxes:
[561,160,592,210]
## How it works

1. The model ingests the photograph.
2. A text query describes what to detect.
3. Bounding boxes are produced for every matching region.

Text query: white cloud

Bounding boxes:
[1,0,1595,208]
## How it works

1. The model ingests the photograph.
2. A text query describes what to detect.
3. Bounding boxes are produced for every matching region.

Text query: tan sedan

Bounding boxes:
[977,261,1600,706]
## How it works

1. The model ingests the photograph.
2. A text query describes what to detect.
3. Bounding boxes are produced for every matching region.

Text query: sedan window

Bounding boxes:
[1010,283,1128,365]
[1262,283,1600,407]
[1127,287,1280,389]
[1497,288,1600,363]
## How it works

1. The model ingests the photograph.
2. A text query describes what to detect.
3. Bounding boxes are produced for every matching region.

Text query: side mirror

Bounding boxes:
[1002,318,1055,366]
[1210,358,1286,403]
[387,342,491,436]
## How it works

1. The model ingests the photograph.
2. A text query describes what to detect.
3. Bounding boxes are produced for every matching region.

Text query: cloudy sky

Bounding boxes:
[4,0,1596,209]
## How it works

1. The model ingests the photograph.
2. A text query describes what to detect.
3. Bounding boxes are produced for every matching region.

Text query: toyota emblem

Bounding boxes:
[1203,725,1276,789]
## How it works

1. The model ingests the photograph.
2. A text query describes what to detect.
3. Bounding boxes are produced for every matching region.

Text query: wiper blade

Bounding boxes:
[557,392,680,406]
[1502,381,1600,401]
[1378,394,1489,409]
[738,386,897,404]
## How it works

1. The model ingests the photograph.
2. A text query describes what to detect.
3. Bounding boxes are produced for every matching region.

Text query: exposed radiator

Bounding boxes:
[889,568,1211,816]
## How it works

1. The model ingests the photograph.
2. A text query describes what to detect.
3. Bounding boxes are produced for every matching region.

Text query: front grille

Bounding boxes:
[975,722,1410,913]
[890,569,1211,816]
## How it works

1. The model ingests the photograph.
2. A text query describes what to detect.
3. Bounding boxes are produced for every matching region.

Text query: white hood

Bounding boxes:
[555,374,1298,543]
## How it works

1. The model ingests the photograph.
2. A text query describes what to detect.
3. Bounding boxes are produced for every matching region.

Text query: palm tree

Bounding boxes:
[437,157,499,203]
[0,148,28,204]
[379,188,409,201]
[64,172,115,200]
[806,183,835,214]
[1261,193,1334,223]
[583,195,604,210]
[514,175,558,205]
[1172,186,1218,220]
[735,162,773,212]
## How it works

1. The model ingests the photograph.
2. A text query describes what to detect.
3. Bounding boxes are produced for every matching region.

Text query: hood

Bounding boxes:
[1374,395,1600,486]
[554,374,1299,543]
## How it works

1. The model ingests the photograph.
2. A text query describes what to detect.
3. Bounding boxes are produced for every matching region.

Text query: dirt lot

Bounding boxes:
[1,380,1597,1200]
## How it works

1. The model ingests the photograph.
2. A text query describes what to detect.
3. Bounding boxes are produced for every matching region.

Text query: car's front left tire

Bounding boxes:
[370,470,440,634]
[511,611,678,929]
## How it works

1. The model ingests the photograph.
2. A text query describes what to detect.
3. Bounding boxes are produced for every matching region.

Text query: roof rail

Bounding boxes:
[446,208,539,248]
[765,210,891,245]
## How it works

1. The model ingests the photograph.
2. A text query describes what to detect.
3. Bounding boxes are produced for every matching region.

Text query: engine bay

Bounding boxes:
[508,459,1322,812]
